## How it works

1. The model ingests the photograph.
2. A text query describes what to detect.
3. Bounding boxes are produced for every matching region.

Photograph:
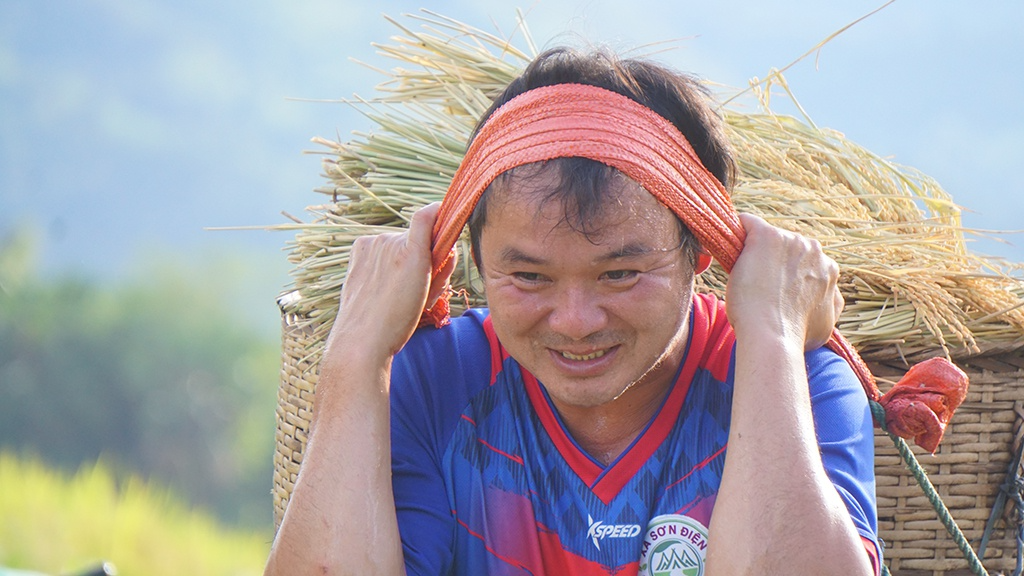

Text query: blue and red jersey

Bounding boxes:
[389,293,879,575]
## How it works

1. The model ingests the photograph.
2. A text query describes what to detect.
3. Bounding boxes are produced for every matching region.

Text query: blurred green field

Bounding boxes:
[0,231,279,574]
[0,453,269,576]
[1,230,282,529]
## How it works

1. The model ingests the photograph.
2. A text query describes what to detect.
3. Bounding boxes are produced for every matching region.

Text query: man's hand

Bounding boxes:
[725,213,843,351]
[327,202,456,363]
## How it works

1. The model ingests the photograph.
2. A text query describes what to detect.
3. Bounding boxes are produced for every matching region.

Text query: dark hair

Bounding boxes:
[466,47,736,268]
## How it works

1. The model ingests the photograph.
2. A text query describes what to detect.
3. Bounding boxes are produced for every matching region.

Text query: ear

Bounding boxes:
[695,252,712,275]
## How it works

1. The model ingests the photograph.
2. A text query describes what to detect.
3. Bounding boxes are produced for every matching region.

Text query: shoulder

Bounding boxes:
[803,346,879,555]
[804,346,865,400]
[803,345,874,450]
[395,308,492,376]
[390,308,494,441]
[390,310,494,576]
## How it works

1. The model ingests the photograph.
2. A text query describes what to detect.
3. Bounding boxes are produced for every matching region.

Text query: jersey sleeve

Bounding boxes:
[805,347,882,570]
[390,311,492,576]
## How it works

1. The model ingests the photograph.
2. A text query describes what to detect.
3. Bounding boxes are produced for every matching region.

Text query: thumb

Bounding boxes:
[407,202,442,254]
[408,202,453,308]
[427,247,458,309]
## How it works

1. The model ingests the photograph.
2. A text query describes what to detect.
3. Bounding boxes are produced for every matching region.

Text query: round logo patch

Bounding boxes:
[638,514,708,576]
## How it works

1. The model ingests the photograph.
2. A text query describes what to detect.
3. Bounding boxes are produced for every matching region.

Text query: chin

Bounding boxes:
[545,379,634,409]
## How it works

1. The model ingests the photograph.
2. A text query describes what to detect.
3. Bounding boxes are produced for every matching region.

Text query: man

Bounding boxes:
[266,48,880,575]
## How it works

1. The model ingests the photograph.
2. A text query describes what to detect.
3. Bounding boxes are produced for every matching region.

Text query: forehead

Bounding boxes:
[483,162,678,237]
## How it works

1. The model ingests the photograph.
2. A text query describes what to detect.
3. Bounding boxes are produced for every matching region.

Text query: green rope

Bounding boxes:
[870,400,989,576]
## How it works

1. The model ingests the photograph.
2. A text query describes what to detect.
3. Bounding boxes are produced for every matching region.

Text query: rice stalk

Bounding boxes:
[273,10,1024,364]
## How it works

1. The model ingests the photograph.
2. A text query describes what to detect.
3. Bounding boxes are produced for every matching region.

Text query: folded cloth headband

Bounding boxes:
[429,83,744,281]
[423,82,967,452]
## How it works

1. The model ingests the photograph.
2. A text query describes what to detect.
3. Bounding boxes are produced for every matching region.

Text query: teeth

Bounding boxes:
[561,349,607,361]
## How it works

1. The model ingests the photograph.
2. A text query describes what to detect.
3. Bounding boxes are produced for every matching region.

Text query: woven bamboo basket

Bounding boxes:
[271,11,1024,576]
[868,352,1024,576]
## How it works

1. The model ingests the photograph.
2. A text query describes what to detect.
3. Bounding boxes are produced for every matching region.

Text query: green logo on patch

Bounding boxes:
[638,514,708,576]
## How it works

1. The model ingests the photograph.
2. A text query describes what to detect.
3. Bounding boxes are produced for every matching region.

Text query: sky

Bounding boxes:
[2,0,1022,336]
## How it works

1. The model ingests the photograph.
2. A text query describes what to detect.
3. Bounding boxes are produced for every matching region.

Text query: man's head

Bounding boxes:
[451,48,737,412]
[467,47,736,270]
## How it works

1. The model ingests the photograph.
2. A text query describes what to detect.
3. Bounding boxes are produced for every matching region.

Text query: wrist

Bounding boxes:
[733,321,805,355]
[731,329,810,406]
[314,335,395,423]
[323,318,400,368]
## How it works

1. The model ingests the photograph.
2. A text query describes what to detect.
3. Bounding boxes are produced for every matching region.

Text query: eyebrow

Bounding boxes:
[498,242,660,266]
[499,247,546,265]
[604,242,659,260]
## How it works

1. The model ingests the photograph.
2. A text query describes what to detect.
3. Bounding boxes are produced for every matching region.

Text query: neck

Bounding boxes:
[554,375,675,466]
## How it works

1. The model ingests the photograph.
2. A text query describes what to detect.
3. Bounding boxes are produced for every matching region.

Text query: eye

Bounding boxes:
[601,269,639,282]
[511,271,547,284]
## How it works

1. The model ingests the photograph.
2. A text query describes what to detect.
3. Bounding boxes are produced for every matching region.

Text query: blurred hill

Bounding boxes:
[1,0,1021,289]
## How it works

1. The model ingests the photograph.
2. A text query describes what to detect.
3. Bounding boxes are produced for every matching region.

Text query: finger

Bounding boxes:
[427,247,458,308]
[409,203,450,307]
[344,235,371,281]
[407,202,442,253]
[834,286,845,321]
[806,281,845,351]
[735,212,767,237]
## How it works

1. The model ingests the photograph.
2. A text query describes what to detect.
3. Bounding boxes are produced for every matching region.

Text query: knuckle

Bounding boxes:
[352,235,375,250]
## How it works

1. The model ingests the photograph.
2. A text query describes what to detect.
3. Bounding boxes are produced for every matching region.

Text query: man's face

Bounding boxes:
[478,166,696,413]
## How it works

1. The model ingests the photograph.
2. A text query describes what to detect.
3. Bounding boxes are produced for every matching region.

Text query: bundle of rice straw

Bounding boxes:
[276,10,1024,368]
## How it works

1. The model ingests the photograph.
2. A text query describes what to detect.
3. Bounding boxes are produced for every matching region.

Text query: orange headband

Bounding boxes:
[421,82,967,451]
[429,83,743,288]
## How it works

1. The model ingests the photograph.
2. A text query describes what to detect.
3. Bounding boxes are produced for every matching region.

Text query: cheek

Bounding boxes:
[617,274,685,308]
[484,281,548,329]
[616,277,692,332]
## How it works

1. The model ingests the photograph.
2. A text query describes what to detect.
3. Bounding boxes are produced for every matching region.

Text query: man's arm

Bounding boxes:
[264,204,453,576]
[705,214,875,576]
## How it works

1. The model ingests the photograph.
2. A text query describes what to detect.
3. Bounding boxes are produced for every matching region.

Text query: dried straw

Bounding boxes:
[276,10,1024,366]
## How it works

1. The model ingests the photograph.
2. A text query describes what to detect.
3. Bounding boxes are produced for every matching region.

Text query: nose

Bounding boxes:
[547,283,608,341]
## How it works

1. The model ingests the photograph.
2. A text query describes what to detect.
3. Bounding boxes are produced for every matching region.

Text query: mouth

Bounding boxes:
[560,349,608,361]
[546,344,620,377]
